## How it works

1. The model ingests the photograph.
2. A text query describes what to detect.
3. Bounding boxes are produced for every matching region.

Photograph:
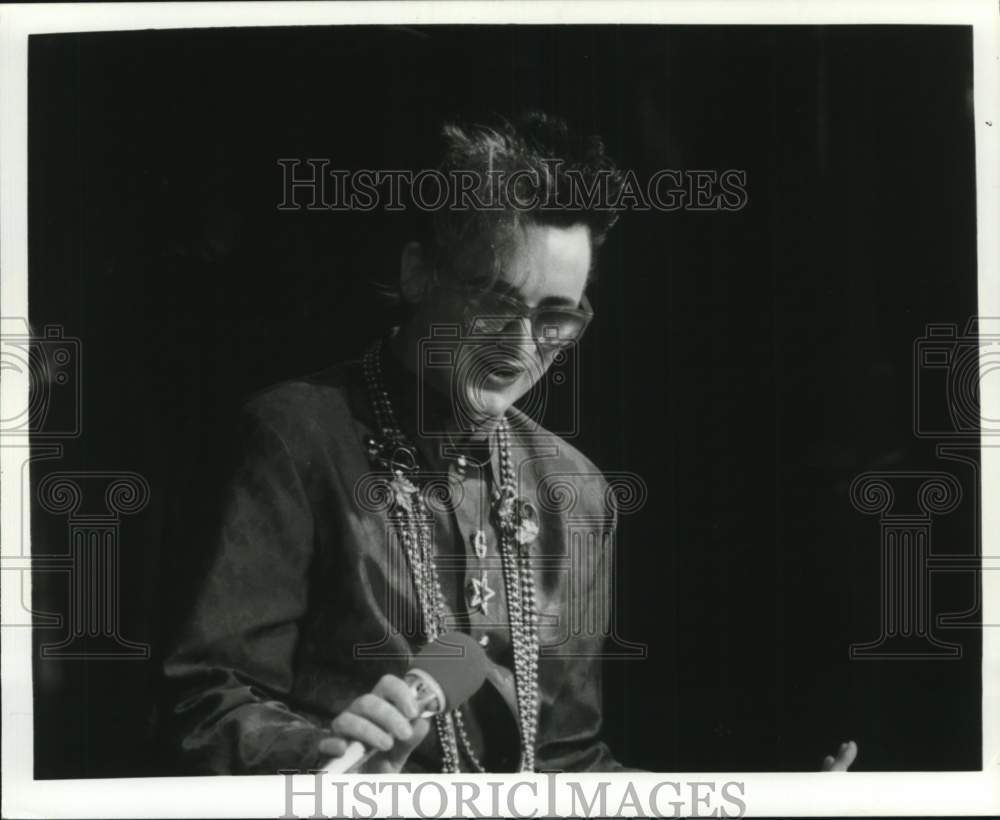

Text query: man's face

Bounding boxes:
[420,222,592,426]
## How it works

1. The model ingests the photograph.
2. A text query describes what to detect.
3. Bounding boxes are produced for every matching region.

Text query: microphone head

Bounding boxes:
[411,631,489,710]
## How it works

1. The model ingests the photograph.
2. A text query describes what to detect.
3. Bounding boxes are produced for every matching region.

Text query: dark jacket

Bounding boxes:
[161,356,628,773]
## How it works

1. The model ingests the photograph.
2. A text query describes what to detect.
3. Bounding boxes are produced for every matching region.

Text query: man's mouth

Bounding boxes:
[460,345,537,395]
[487,359,525,384]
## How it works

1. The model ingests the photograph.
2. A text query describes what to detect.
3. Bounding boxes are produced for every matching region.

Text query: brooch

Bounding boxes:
[513,498,539,547]
[492,486,539,548]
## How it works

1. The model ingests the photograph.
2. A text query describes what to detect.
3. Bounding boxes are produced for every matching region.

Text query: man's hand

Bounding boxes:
[317,674,431,773]
[821,740,858,771]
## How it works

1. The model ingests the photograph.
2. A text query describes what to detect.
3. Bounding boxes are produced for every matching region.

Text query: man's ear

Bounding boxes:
[399,241,432,305]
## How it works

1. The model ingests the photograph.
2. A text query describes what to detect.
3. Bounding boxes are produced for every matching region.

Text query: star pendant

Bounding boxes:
[468,572,496,616]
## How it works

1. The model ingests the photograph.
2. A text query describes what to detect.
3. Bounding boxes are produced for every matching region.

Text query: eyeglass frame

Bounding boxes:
[436,280,595,350]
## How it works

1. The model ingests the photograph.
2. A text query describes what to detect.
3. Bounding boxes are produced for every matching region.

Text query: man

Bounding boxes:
[160,112,857,774]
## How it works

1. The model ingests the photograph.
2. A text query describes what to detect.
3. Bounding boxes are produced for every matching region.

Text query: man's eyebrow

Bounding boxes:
[493,276,583,307]
[537,295,580,307]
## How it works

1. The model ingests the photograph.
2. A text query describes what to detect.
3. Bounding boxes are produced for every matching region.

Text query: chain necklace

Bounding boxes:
[361,338,540,773]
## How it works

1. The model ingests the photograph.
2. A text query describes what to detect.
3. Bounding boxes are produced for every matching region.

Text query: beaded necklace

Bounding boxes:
[362,338,540,772]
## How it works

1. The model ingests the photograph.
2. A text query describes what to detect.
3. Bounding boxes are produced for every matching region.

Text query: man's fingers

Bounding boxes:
[400,716,430,751]
[822,740,858,771]
[331,710,395,751]
[350,693,414,741]
[317,736,348,758]
[326,679,423,772]
[373,674,420,720]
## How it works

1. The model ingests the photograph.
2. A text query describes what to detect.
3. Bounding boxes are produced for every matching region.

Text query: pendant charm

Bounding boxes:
[468,572,496,615]
[364,434,420,475]
[472,530,488,560]
[390,471,417,513]
[390,444,420,474]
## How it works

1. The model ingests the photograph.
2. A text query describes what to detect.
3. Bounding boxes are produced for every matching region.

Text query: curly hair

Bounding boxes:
[425,111,624,292]
[369,111,623,316]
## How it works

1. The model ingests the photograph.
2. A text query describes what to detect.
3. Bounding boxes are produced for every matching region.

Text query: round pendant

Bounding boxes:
[515,518,539,547]
[492,486,517,533]
[390,444,419,474]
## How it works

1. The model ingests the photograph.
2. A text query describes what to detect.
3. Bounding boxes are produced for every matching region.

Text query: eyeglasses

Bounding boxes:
[453,285,594,350]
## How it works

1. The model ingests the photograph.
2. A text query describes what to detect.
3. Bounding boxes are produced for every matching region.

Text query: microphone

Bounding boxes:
[321,631,489,773]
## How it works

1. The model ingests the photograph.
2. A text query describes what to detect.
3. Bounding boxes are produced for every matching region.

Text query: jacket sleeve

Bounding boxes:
[160,401,334,774]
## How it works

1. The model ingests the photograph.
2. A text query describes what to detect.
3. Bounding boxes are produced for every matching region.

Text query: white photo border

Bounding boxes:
[2,1,998,817]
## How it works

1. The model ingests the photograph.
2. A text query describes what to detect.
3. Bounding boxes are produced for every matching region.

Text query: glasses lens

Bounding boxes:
[470,314,517,334]
[533,310,588,347]
[464,290,591,347]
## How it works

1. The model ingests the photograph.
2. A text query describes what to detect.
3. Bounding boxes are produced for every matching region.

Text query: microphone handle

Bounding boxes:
[323,739,372,775]
[318,670,446,774]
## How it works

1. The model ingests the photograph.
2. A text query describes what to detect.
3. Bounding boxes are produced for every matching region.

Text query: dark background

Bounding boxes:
[28,25,982,777]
